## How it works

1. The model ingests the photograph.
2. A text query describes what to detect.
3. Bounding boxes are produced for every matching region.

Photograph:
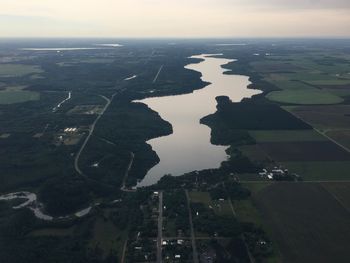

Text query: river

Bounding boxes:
[136,54,261,187]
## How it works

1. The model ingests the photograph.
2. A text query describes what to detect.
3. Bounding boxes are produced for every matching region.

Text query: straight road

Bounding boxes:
[74,95,111,176]
[153,65,163,83]
[185,190,199,263]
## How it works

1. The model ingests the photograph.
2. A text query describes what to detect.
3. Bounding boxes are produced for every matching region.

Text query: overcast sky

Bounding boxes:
[0,0,349,38]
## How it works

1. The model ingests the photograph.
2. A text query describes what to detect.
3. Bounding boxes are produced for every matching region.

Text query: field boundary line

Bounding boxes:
[319,183,350,215]
[282,107,350,153]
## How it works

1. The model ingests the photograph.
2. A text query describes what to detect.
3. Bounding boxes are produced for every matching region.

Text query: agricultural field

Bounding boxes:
[255,183,350,263]
[251,52,350,105]
[281,161,350,181]
[259,141,350,162]
[322,182,350,211]
[0,86,40,104]
[325,130,350,149]
[284,105,350,151]
[286,105,350,130]
[266,89,343,105]
[249,130,327,142]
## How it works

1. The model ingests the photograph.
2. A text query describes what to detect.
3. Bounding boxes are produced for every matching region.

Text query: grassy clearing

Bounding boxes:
[249,130,327,143]
[0,64,43,77]
[189,191,232,216]
[242,182,273,194]
[266,89,343,105]
[281,161,350,181]
[233,199,262,225]
[88,213,126,259]
[0,86,40,104]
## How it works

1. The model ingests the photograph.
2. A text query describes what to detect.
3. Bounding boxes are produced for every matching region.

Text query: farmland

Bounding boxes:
[266,89,343,105]
[249,130,326,142]
[280,161,350,181]
[255,183,350,263]
[259,141,350,162]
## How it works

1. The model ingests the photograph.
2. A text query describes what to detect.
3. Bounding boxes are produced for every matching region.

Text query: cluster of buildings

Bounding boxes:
[64,127,78,133]
[259,166,300,181]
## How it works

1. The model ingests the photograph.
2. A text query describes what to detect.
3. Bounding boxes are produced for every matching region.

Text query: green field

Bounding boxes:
[281,161,350,181]
[0,86,40,104]
[0,64,43,77]
[189,191,232,216]
[266,89,343,105]
[233,199,262,225]
[249,130,327,142]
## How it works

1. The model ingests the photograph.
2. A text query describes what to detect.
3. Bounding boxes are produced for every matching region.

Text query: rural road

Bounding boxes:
[157,191,163,263]
[153,65,163,83]
[74,88,125,177]
[185,190,199,263]
[74,94,111,176]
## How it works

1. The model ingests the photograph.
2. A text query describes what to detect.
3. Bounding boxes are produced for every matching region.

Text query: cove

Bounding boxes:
[137,54,261,187]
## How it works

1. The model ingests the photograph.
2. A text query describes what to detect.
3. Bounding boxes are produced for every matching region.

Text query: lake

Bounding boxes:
[137,54,261,187]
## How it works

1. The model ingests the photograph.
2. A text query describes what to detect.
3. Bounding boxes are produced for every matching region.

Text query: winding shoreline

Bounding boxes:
[0,191,95,221]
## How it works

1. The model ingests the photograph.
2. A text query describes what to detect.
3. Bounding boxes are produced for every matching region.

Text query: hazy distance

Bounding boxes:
[0,0,349,38]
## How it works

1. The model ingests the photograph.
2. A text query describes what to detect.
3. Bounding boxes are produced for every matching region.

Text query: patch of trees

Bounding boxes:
[202,96,312,131]
[39,176,91,216]
[90,100,173,186]
[222,148,262,174]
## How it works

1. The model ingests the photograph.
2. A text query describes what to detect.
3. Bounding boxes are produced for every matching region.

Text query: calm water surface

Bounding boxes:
[137,54,261,187]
